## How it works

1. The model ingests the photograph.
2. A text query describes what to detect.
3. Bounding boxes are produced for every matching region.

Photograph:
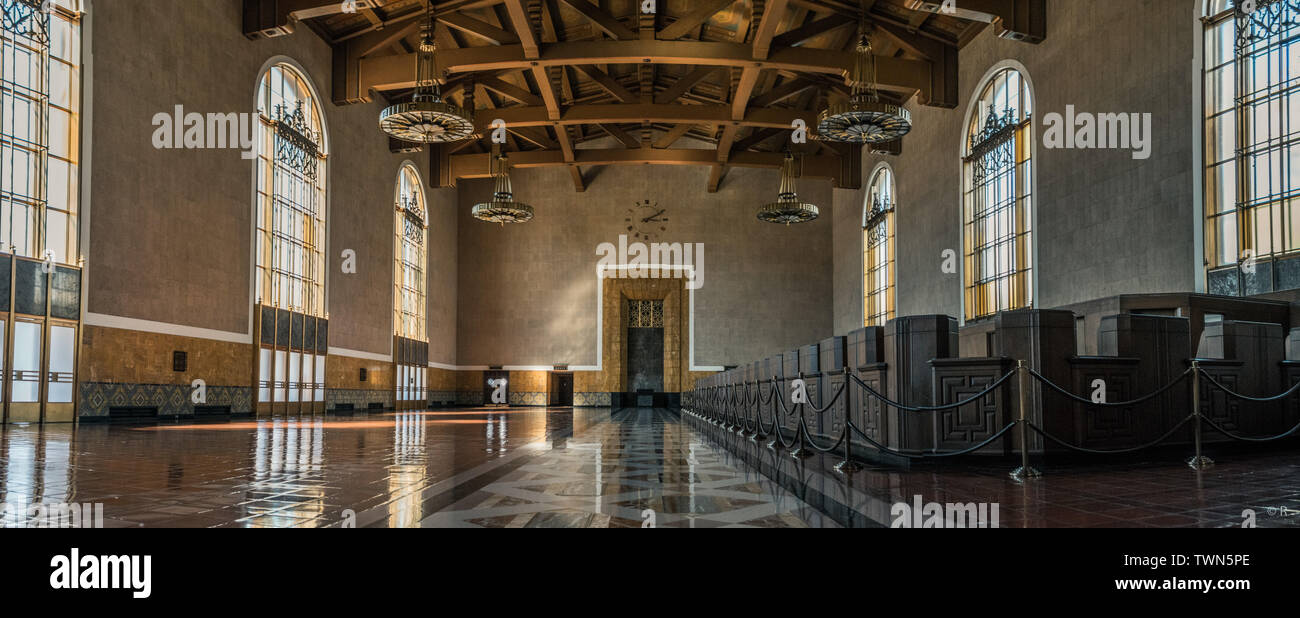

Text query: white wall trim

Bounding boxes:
[83,313,250,345]
[329,347,391,362]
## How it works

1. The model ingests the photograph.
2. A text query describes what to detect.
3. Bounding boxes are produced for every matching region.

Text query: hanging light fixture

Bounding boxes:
[757,153,819,225]
[379,1,474,143]
[472,153,534,225]
[816,11,912,144]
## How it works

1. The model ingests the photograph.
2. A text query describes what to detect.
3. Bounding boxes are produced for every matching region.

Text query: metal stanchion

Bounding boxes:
[1010,360,1041,481]
[789,372,812,459]
[1187,360,1215,470]
[834,366,863,474]
[766,377,784,451]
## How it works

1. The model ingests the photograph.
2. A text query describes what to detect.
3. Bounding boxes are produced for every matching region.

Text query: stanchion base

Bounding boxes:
[765,439,783,452]
[833,460,863,475]
[1187,455,1215,470]
[788,447,813,460]
[748,433,765,443]
[1009,466,1041,481]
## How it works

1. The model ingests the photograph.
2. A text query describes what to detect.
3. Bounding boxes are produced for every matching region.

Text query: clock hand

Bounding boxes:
[641,210,666,223]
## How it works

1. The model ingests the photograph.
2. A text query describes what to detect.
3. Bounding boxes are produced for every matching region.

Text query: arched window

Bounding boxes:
[863,164,895,327]
[253,61,328,413]
[393,163,427,408]
[1203,0,1300,295]
[255,62,327,315]
[963,66,1034,322]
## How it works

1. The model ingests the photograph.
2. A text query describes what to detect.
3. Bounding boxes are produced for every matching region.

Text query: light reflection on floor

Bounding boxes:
[0,407,831,528]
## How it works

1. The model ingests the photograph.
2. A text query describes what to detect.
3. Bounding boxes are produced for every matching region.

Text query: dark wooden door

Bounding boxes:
[553,373,574,406]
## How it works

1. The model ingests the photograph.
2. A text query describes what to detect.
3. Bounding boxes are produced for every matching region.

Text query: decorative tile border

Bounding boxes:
[509,391,548,406]
[79,382,252,418]
[574,392,612,407]
[326,388,393,411]
[455,391,484,406]
[429,390,458,405]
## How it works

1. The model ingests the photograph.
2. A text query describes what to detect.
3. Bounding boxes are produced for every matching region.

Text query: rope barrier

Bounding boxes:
[1026,415,1195,455]
[684,356,1300,477]
[1029,367,1192,407]
[1200,415,1300,443]
[1198,369,1300,403]
[847,370,1016,413]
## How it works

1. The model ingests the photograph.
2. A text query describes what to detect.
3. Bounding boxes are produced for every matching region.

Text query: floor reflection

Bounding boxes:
[0,407,829,528]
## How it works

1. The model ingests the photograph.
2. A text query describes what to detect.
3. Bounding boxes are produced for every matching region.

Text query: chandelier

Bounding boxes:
[472,153,534,224]
[757,153,819,225]
[816,16,912,144]
[379,1,474,143]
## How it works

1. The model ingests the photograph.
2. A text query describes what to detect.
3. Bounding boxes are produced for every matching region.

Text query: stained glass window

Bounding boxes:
[863,165,895,327]
[963,67,1034,321]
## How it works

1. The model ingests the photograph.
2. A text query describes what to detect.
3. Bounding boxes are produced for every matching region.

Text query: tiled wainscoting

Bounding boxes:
[326,389,394,411]
[509,392,547,406]
[575,392,612,407]
[455,391,485,406]
[429,391,458,406]
[79,383,253,418]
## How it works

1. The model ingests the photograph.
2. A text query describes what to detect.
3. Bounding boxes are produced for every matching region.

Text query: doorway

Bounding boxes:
[549,372,573,406]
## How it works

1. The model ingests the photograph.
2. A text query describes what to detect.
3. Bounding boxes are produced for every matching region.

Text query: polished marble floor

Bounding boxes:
[0,407,835,528]
[2,406,1297,528]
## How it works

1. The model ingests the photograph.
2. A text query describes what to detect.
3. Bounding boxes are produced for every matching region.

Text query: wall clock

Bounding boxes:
[625,199,669,243]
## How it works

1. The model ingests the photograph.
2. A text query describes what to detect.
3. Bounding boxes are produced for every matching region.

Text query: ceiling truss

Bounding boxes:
[243,0,1045,192]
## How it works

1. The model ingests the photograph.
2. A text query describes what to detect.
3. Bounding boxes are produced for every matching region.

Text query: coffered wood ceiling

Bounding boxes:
[243,0,1045,191]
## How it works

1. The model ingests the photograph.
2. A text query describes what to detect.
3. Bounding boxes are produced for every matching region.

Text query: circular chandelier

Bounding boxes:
[379,2,474,143]
[816,19,912,144]
[757,153,820,225]
[472,153,534,225]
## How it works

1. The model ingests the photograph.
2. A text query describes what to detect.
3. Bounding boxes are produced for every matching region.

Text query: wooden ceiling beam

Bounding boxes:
[556,0,638,40]
[749,76,816,108]
[502,0,540,58]
[448,148,845,183]
[771,13,855,50]
[355,40,934,99]
[574,64,639,103]
[437,12,520,45]
[752,0,790,61]
[901,0,1045,43]
[478,75,544,106]
[652,124,695,149]
[599,123,642,149]
[656,0,735,41]
[459,103,823,132]
[654,66,717,104]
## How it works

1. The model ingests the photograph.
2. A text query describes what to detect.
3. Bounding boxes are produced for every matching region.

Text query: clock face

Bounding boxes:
[625,199,668,243]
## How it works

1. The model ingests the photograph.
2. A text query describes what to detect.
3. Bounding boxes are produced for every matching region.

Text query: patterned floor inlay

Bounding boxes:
[414,409,836,528]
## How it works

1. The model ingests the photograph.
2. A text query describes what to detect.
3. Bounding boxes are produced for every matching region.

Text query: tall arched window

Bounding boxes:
[255,63,327,314]
[393,163,427,409]
[1,0,83,423]
[863,165,896,327]
[1203,0,1300,295]
[253,61,328,414]
[963,66,1034,322]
